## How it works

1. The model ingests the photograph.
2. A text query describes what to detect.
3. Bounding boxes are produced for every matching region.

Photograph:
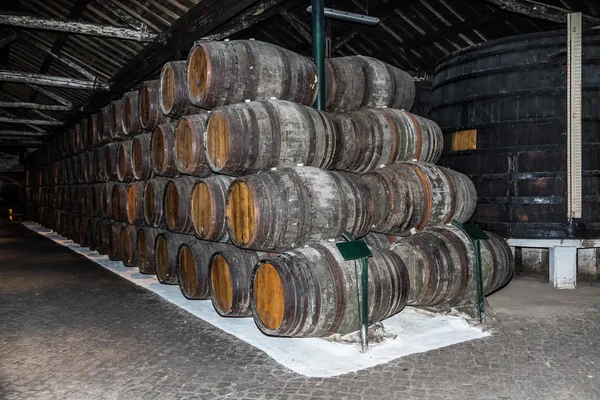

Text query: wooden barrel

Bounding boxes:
[74,153,85,183]
[51,187,60,209]
[42,207,51,230]
[332,109,443,173]
[122,91,143,136]
[100,182,115,219]
[387,226,513,306]
[209,247,266,317]
[59,211,69,237]
[53,209,64,233]
[151,123,179,177]
[159,61,202,118]
[96,219,112,255]
[86,217,98,251]
[44,186,53,208]
[154,231,189,284]
[84,151,95,184]
[164,176,198,234]
[325,56,415,112]
[251,241,409,337]
[108,221,125,261]
[73,214,82,243]
[85,117,95,150]
[89,184,103,217]
[126,181,145,225]
[187,40,318,109]
[36,206,45,226]
[205,100,340,175]
[104,143,120,181]
[443,167,479,224]
[111,183,128,222]
[390,229,465,307]
[139,80,171,131]
[52,209,62,233]
[136,227,161,274]
[87,115,98,149]
[93,146,107,182]
[81,185,94,217]
[66,186,76,212]
[131,133,154,181]
[52,162,60,186]
[117,140,134,182]
[480,231,515,295]
[227,167,373,251]
[48,209,58,232]
[174,113,212,177]
[109,100,126,141]
[39,206,50,230]
[190,175,235,242]
[144,178,169,228]
[80,153,90,183]
[178,241,230,299]
[120,223,138,267]
[96,106,111,144]
[55,186,65,211]
[361,162,477,235]
[74,120,88,154]
[38,186,46,207]
[72,187,81,214]
[79,216,90,248]
[70,214,81,242]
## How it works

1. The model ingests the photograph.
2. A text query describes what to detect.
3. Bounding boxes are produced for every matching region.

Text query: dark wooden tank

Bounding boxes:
[430,31,600,239]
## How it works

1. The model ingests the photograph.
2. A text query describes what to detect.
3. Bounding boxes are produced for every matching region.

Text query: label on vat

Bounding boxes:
[451,129,477,152]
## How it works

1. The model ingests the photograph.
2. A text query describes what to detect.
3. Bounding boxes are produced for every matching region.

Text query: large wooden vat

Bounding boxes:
[431,31,600,239]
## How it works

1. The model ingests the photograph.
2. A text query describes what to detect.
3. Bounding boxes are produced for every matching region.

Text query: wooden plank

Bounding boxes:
[0,70,109,90]
[0,116,64,126]
[0,12,161,42]
[0,101,74,111]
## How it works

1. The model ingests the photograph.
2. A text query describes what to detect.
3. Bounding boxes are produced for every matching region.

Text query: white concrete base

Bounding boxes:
[549,247,577,289]
[508,238,600,290]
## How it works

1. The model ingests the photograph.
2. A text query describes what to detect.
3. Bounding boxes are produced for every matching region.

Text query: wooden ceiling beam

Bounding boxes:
[0,140,44,147]
[0,70,109,90]
[485,0,600,26]
[0,108,47,132]
[0,130,50,137]
[0,116,64,126]
[0,12,161,42]
[0,101,75,111]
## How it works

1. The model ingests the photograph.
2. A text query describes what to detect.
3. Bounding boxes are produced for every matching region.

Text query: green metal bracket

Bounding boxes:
[338,232,372,352]
[336,239,372,261]
[452,220,487,324]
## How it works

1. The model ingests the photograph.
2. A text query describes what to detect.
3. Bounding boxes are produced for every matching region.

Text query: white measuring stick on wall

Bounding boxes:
[567,12,583,220]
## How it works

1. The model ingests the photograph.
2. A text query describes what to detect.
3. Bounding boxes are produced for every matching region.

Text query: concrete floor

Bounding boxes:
[1,220,599,400]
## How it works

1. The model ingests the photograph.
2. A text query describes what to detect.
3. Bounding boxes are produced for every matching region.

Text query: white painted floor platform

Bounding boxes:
[23,222,490,378]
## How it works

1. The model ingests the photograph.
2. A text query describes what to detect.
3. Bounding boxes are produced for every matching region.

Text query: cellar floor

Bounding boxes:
[1,219,599,400]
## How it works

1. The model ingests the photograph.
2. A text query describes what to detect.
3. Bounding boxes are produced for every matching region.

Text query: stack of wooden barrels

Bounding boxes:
[24,39,513,339]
